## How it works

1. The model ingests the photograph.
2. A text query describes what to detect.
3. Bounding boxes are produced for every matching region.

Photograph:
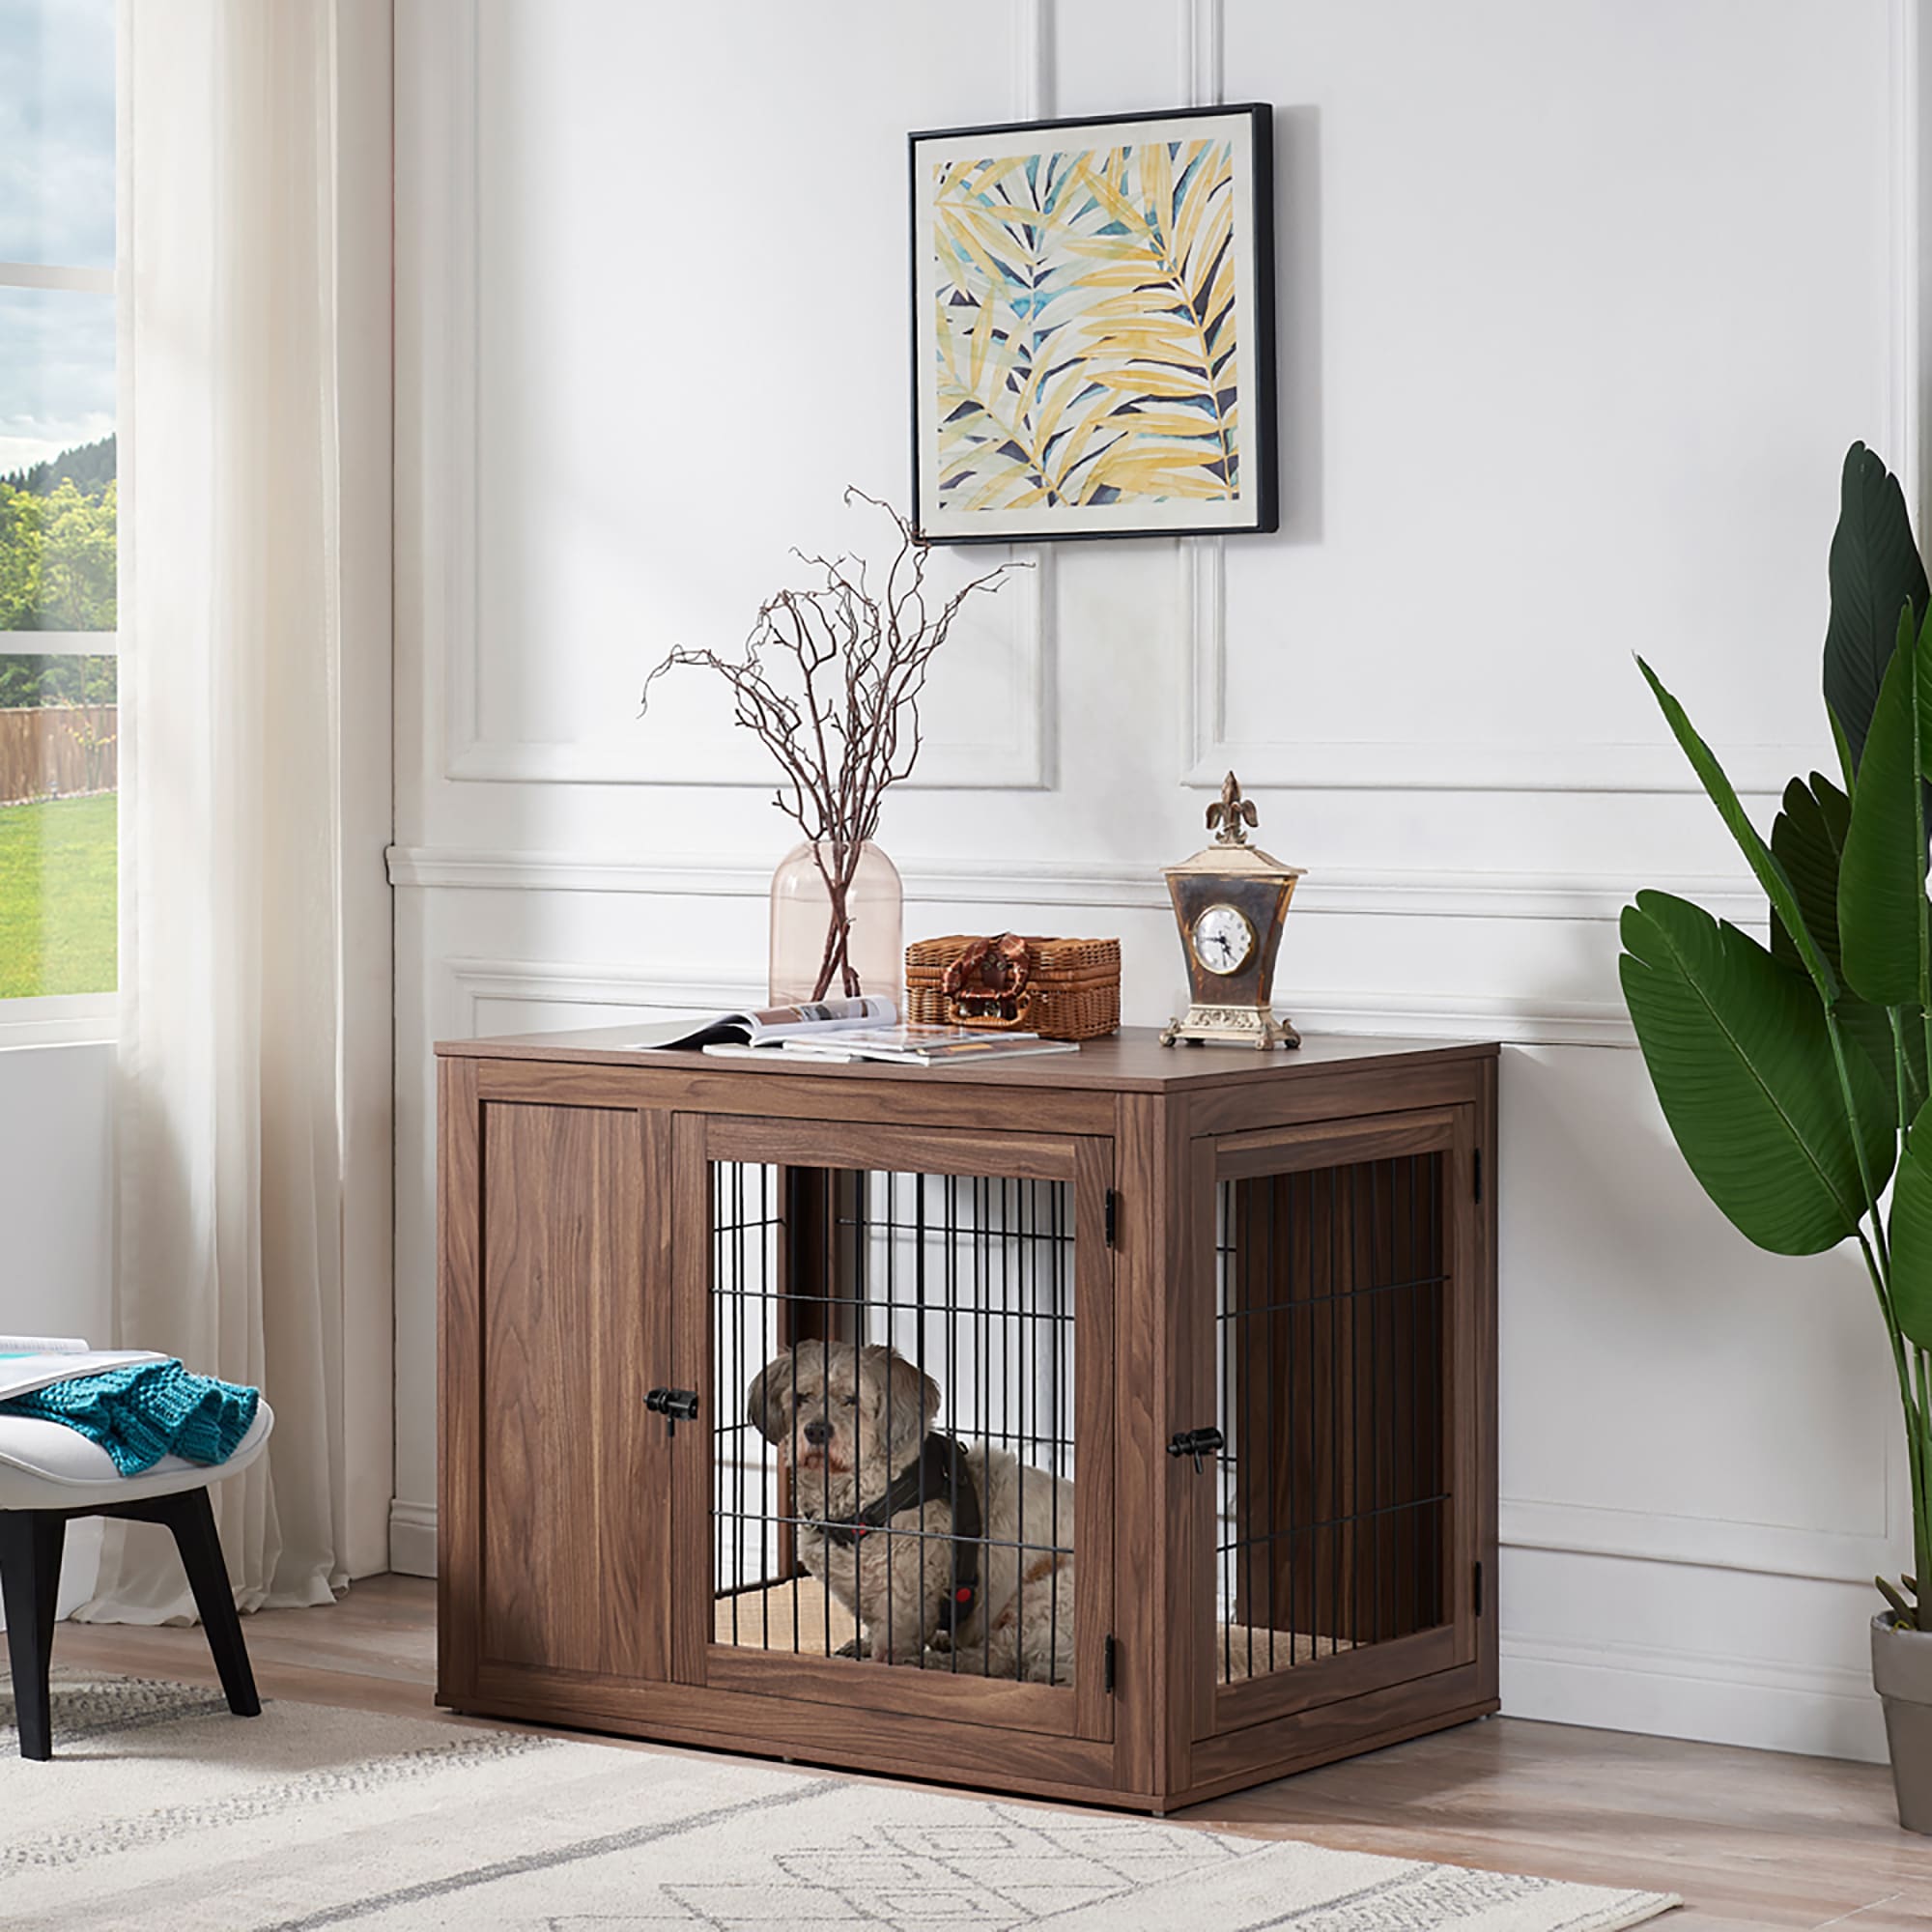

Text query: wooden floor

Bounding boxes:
[8,1575,1929,1930]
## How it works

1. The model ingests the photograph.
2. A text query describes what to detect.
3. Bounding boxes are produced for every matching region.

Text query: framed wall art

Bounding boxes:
[909,103,1276,544]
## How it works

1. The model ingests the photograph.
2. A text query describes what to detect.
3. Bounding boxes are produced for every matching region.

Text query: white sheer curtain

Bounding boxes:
[75,0,368,1620]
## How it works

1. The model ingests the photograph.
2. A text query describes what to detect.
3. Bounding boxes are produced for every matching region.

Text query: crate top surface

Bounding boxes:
[437,1023,1497,1094]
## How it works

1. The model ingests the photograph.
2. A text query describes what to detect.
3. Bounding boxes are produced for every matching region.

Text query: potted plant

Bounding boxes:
[1622,442,1932,1831]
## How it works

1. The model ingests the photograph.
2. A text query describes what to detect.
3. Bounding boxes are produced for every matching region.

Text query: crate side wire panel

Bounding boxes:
[1213,1151,1449,1683]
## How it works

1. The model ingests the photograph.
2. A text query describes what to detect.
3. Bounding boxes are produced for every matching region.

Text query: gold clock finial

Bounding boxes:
[1206,770,1259,847]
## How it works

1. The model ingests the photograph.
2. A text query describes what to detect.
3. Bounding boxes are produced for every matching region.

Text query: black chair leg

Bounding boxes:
[0,1510,67,1761]
[149,1489,260,1719]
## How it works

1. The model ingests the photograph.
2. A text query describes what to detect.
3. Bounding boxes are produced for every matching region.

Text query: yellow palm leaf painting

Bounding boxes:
[930,137,1239,514]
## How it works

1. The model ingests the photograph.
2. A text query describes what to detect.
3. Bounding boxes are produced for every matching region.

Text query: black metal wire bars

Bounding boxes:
[710,1162,1077,1683]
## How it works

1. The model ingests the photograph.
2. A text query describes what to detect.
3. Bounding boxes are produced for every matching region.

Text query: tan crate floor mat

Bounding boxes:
[711,1578,1350,1683]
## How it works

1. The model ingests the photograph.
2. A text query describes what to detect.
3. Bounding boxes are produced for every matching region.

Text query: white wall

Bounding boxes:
[391,0,1919,1761]
[0,1042,116,1619]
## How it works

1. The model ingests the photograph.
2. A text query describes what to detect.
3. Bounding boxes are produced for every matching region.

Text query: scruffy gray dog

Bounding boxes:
[747,1339,1076,1684]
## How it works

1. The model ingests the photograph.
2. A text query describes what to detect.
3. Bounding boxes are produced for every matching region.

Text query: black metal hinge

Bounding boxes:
[1104,1634,1117,1693]
[1473,1560,1485,1617]
[1104,1189,1119,1247]
[1472,1149,1483,1204]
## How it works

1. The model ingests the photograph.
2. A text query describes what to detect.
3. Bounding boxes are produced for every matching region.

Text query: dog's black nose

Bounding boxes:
[802,1418,833,1446]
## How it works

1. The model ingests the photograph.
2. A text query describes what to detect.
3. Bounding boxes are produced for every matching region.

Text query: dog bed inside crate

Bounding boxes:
[711,1577,1348,1684]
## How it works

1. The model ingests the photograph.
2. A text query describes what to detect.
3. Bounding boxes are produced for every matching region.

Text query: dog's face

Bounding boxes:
[747,1340,939,1488]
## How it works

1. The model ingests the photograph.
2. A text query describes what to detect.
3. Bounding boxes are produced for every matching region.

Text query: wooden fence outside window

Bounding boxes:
[0,706,118,804]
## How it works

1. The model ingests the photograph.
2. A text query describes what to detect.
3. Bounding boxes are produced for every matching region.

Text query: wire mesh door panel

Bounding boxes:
[672,1117,1114,1741]
[1192,1109,1476,1738]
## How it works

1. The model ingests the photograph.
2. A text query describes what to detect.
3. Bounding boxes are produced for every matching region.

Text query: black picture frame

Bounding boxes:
[908,102,1276,546]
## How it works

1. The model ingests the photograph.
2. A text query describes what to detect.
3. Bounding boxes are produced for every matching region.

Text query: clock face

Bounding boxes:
[1190,903,1256,977]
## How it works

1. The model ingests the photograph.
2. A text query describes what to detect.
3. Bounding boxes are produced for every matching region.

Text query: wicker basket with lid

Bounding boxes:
[904,933,1121,1040]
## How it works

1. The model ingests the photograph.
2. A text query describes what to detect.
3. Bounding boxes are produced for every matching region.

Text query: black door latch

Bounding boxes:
[645,1387,700,1435]
[1168,1426,1225,1470]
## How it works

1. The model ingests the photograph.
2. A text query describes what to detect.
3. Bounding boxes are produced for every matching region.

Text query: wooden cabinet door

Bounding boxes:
[1180,1105,1486,1747]
[668,1114,1117,1750]
[439,1064,671,1705]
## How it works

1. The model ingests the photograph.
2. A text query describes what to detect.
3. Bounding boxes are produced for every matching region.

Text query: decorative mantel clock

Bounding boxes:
[1159,772,1304,1050]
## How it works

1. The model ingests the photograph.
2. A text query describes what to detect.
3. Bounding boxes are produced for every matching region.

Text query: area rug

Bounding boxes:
[0,1673,1680,1931]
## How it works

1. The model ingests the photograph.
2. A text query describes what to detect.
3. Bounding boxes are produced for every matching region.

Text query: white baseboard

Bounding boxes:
[1501,1630,1887,1764]
[388,1498,438,1578]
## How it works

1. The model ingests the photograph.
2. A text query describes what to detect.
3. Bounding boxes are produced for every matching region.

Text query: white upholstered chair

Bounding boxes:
[0,1398,273,1758]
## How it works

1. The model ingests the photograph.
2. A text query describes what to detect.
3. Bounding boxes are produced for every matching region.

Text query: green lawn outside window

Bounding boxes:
[0,792,117,997]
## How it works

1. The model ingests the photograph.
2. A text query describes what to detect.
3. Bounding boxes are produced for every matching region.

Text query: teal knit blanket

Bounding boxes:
[0,1360,260,1476]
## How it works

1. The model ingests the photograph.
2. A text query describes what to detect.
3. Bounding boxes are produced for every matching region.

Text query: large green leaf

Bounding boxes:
[1771,771,1852,974]
[1889,1097,1932,1350]
[1621,891,1893,1254]
[1638,658,1837,1003]
[1825,441,1928,770]
[1839,608,1929,1006]
[1772,769,1928,1118]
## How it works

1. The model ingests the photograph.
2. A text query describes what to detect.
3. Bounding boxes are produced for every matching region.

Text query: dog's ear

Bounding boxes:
[869,1346,941,1454]
[746,1350,795,1444]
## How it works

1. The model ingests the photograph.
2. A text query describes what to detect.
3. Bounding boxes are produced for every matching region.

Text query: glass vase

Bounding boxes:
[768,839,904,1008]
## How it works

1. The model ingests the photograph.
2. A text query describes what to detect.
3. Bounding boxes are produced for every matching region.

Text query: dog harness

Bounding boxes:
[816,1431,982,1633]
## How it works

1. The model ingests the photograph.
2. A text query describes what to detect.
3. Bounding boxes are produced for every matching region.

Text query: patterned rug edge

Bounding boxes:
[0,1672,1690,1932]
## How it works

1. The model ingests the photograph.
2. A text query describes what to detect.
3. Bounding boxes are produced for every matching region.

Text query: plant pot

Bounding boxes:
[1875,1611,1932,1833]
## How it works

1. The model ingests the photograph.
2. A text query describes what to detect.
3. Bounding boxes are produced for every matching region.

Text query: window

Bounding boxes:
[0,0,117,1024]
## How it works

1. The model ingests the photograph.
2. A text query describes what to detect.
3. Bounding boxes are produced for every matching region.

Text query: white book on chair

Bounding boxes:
[0,1342,169,1405]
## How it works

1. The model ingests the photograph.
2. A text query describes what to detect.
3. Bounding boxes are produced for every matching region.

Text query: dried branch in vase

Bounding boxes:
[640,490,1023,1000]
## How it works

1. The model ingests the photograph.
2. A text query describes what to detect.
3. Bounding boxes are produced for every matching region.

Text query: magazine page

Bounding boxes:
[619,996,896,1052]
[740,997,898,1044]
[781,1025,1078,1065]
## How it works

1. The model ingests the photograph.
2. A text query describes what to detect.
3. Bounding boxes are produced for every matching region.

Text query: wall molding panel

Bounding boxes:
[389,843,1763,928]
[1499,1491,1901,1591]
[443,957,763,1040]
[1172,0,1912,797]
[417,0,1055,792]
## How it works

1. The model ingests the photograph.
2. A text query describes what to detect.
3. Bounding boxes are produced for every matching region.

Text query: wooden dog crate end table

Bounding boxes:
[437,1025,1499,1812]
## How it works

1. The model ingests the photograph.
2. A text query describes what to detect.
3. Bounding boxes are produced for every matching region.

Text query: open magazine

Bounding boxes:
[621,995,898,1053]
[774,1025,1078,1066]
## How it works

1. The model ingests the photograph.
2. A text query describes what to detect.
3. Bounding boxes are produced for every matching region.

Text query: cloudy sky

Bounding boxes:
[0,0,114,476]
